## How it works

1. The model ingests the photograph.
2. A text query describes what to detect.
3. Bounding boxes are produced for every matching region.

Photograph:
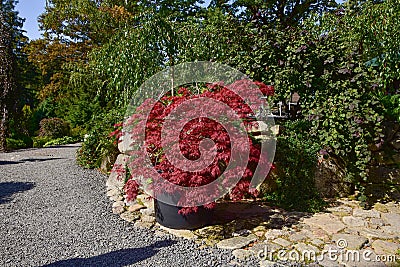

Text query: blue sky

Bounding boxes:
[16,0,46,40]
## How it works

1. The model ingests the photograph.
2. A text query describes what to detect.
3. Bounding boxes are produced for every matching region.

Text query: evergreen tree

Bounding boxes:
[0,0,24,151]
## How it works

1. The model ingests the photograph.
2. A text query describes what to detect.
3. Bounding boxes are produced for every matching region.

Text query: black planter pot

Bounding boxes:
[154,199,213,230]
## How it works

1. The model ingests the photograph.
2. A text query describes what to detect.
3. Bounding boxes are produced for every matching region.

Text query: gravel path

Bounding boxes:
[0,144,260,267]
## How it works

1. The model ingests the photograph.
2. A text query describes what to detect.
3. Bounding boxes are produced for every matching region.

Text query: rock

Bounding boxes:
[381,213,400,228]
[353,208,380,219]
[309,225,330,241]
[112,200,125,208]
[216,235,257,250]
[106,154,128,189]
[337,199,360,208]
[272,238,292,248]
[326,206,353,214]
[232,229,252,237]
[100,150,118,173]
[264,229,288,240]
[232,249,254,260]
[255,231,265,237]
[371,240,400,255]
[128,204,145,212]
[134,221,154,229]
[194,225,225,240]
[106,188,120,198]
[373,203,389,213]
[137,194,154,210]
[380,225,400,236]
[294,243,319,259]
[120,212,140,222]
[159,225,198,239]
[342,216,366,227]
[327,206,353,217]
[386,203,400,214]
[140,208,155,216]
[253,225,267,232]
[112,206,125,214]
[110,194,123,202]
[112,201,125,214]
[303,213,346,235]
[140,215,155,223]
[368,218,385,227]
[310,239,325,247]
[359,228,394,240]
[331,233,368,250]
[118,132,135,154]
[288,232,307,242]
[317,245,342,267]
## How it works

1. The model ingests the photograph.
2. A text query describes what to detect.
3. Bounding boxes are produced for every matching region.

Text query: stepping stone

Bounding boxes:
[216,235,257,250]
[303,213,346,235]
[264,229,288,240]
[371,240,400,255]
[353,208,380,219]
[331,233,368,250]
[359,228,393,240]
[368,218,385,227]
[381,213,400,228]
[317,245,342,267]
[294,242,319,257]
[310,238,325,247]
[342,216,366,227]
[272,238,291,248]
[289,232,308,242]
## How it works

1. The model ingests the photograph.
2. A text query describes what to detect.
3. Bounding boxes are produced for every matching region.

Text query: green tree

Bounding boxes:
[0,0,24,151]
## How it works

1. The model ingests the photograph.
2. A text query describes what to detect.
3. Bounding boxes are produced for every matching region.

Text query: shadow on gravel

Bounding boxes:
[41,240,177,267]
[0,158,64,165]
[0,182,35,204]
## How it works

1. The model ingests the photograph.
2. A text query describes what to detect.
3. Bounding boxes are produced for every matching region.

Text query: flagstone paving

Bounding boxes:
[108,166,400,266]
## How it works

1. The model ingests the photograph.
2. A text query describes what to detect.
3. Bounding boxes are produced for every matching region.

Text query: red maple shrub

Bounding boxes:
[111,81,274,214]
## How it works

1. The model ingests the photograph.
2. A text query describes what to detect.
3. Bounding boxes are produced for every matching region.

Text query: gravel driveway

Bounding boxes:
[0,144,258,267]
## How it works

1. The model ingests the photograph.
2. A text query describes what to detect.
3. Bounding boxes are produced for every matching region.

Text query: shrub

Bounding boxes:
[263,120,326,212]
[33,136,52,148]
[43,136,81,147]
[39,118,71,139]
[77,109,122,169]
[119,82,274,214]
[6,138,29,150]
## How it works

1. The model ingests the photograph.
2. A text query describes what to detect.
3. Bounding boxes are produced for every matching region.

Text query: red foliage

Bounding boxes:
[113,81,274,214]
